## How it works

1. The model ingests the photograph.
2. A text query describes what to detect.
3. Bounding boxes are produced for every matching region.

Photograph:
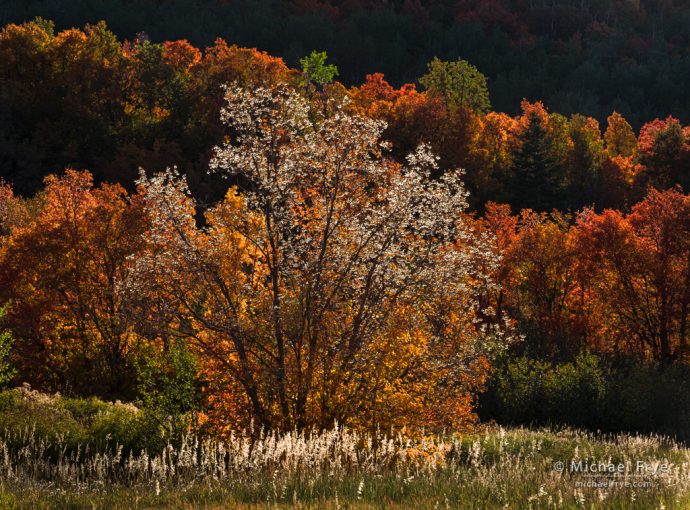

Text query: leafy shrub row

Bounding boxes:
[480,353,690,443]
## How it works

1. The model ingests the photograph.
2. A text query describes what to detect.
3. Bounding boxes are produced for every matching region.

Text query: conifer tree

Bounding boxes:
[510,111,563,211]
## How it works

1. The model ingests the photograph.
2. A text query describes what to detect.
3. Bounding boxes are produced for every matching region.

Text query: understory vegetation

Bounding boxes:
[481,354,690,443]
[0,387,687,509]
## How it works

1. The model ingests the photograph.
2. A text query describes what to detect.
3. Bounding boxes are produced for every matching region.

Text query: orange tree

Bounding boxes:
[575,187,690,364]
[128,84,513,432]
[0,170,147,396]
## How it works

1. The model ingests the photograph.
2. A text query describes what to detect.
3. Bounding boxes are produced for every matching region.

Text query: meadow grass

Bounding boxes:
[0,424,687,509]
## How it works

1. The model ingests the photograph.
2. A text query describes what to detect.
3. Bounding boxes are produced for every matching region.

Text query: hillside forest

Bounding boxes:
[0,16,689,441]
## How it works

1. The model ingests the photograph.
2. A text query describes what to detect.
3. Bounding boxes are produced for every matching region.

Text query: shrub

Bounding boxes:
[136,338,202,417]
[60,396,112,425]
[0,305,15,388]
[481,353,606,426]
[87,404,167,456]
[484,355,551,425]
[0,385,172,456]
[0,385,86,450]
[480,353,690,443]
[542,352,606,428]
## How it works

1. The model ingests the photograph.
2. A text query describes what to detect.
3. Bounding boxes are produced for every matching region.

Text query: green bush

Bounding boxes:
[601,362,690,442]
[88,405,167,455]
[488,355,551,425]
[542,353,606,427]
[482,352,606,427]
[0,387,86,450]
[481,353,690,443]
[60,396,112,424]
[0,385,172,456]
[0,305,16,388]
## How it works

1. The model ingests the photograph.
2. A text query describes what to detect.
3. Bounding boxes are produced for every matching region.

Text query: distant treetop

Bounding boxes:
[419,57,491,114]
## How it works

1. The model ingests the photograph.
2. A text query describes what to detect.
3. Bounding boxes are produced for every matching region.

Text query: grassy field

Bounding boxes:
[0,425,688,509]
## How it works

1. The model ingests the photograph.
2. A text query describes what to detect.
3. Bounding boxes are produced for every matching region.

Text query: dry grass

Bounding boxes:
[0,425,688,508]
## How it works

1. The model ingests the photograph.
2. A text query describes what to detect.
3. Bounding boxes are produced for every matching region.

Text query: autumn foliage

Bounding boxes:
[471,187,690,365]
[1,18,689,214]
[124,85,510,432]
[1,19,690,437]
[0,85,515,433]
[0,171,147,395]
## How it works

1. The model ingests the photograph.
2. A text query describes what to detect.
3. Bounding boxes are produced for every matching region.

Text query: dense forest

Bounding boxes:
[0,13,690,439]
[3,0,690,129]
[2,7,690,508]
[2,16,690,212]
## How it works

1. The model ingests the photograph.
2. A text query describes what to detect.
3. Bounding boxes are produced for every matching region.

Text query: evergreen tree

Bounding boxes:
[509,111,564,211]
[566,114,604,210]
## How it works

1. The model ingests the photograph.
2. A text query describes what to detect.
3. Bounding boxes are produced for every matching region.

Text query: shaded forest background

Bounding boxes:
[2,10,690,214]
[2,0,690,129]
